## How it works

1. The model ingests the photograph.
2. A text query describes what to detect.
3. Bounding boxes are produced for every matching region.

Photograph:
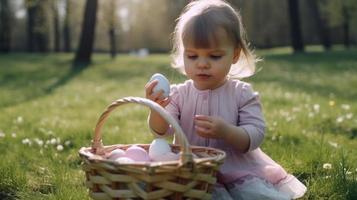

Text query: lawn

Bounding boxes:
[0,49,356,199]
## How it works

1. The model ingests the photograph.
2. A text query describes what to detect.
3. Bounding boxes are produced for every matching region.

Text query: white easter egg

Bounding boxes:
[125,145,150,162]
[115,157,134,164]
[149,73,170,97]
[152,152,180,162]
[108,149,126,160]
[149,138,172,160]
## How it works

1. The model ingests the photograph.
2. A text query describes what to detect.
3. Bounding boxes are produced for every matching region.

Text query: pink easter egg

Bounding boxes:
[108,149,126,160]
[125,145,150,162]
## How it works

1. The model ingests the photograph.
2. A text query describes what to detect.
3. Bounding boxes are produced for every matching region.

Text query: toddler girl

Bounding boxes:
[145,0,306,199]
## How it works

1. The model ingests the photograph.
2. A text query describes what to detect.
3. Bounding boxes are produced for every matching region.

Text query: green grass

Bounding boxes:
[0,49,356,199]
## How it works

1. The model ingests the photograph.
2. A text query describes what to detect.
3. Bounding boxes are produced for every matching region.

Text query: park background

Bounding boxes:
[0,0,356,199]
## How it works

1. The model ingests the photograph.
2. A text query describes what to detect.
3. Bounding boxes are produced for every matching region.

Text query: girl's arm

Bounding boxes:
[145,80,171,135]
[148,109,169,135]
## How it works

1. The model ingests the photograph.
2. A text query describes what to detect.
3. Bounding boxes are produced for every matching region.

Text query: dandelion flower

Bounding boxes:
[56,145,64,151]
[328,141,338,148]
[341,104,350,110]
[64,140,71,146]
[313,104,320,113]
[329,100,335,106]
[16,116,23,124]
[336,116,344,123]
[346,113,353,120]
[22,138,32,146]
[50,138,57,145]
[323,163,332,169]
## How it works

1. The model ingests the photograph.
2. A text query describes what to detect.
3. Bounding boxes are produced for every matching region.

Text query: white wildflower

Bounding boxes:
[50,138,57,145]
[56,145,64,151]
[35,138,44,146]
[324,176,331,179]
[336,116,344,123]
[11,133,17,138]
[341,104,350,110]
[346,113,353,120]
[323,163,332,169]
[313,104,320,113]
[22,138,32,146]
[16,116,23,124]
[64,140,71,146]
[292,107,301,112]
[328,141,338,148]
[0,132,5,138]
[308,112,314,118]
[346,171,352,175]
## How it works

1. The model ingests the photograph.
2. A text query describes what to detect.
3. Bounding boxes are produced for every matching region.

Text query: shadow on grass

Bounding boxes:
[0,57,88,109]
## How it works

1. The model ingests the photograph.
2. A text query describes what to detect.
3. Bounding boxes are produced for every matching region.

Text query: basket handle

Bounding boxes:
[91,96,193,164]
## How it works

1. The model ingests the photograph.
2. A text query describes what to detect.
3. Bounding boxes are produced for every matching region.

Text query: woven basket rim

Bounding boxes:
[79,143,226,168]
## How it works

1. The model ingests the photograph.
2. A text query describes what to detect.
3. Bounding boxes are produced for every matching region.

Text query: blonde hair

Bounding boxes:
[171,0,257,79]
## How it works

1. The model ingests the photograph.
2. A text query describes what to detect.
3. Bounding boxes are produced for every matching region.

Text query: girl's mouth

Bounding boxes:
[196,74,211,80]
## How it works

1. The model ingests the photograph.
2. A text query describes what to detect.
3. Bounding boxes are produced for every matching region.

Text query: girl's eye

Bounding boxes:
[187,55,198,60]
[210,55,222,60]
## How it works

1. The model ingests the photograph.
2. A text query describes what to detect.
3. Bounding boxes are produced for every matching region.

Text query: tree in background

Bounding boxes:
[309,0,331,51]
[287,0,304,53]
[106,0,118,59]
[321,0,357,49]
[74,0,98,66]
[0,0,12,53]
[52,0,60,52]
[63,0,72,52]
[25,0,50,52]
[26,0,36,52]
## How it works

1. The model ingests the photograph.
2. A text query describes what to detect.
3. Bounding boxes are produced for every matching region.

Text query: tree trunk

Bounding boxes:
[27,1,36,52]
[0,0,11,52]
[342,5,350,49]
[74,0,98,66]
[310,0,331,51]
[108,0,117,59]
[53,0,60,52]
[109,28,116,59]
[35,1,49,52]
[63,0,71,52]
[287,0,304,53]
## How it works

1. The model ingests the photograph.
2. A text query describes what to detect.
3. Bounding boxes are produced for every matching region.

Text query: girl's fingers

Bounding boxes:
[145,80,158,95]
[160,97,171,107]
[195,115,212,122]
[150,90,164,101]
[195,119,211,129]
[195,126,210,137]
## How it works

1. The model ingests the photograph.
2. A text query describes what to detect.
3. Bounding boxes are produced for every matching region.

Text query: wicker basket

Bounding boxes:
[79,97,226,200]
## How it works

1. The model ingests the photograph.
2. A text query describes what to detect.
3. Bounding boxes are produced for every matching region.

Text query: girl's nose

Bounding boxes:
[197,57,209,69]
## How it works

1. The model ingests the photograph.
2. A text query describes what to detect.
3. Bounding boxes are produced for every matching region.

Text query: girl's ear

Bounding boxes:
[232,48,241,64]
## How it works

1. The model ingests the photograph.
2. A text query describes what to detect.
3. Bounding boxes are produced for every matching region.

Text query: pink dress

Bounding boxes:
[157,79,306,199]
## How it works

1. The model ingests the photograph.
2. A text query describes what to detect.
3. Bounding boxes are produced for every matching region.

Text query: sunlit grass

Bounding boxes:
[0,49,356,199]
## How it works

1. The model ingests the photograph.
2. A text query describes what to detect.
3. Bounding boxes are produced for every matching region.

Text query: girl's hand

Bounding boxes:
[145,80,171,107]
[194,115,230,139]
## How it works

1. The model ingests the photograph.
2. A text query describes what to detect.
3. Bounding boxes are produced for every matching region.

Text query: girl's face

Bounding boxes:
[183,28,240,90]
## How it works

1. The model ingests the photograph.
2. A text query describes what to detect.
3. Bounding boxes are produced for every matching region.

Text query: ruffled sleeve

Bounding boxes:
[237,83,266,151]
